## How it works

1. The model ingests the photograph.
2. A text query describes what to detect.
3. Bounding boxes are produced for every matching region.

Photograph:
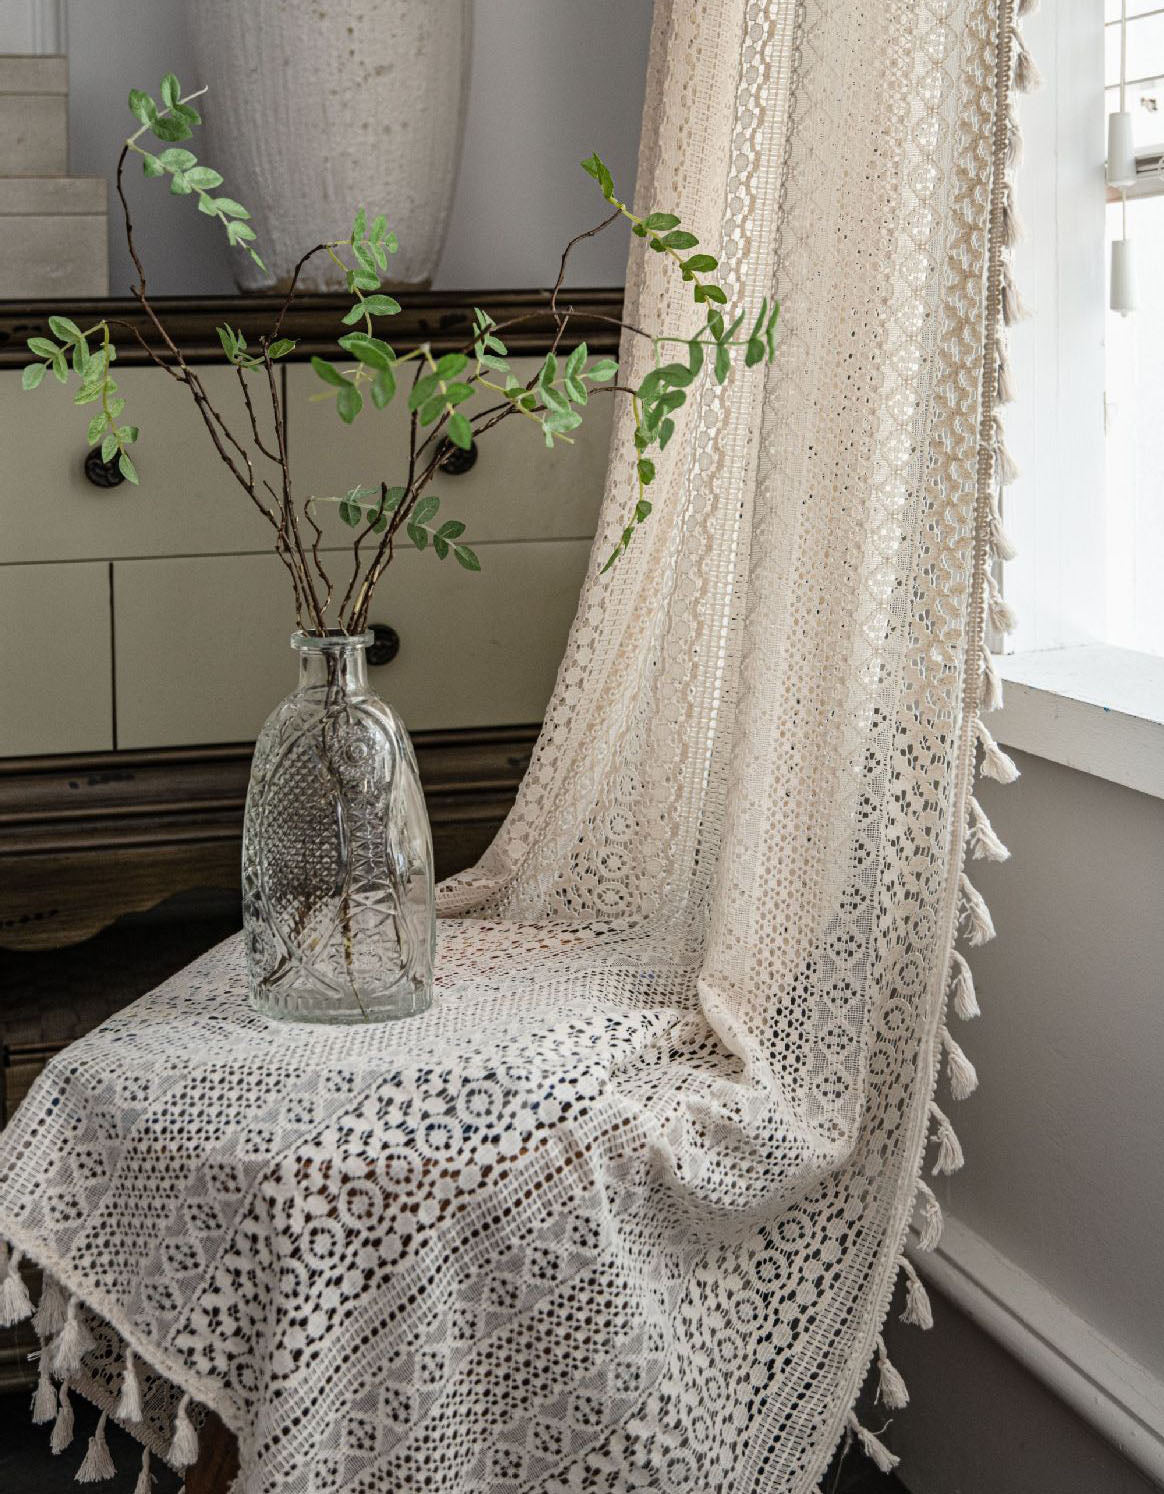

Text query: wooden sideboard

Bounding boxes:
[0,287,620,940]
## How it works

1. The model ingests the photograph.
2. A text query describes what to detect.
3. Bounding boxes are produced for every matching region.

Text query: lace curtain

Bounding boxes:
[0,1,1029,1489]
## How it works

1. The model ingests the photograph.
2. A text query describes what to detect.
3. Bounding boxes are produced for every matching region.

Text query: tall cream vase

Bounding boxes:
[190,0,472,291]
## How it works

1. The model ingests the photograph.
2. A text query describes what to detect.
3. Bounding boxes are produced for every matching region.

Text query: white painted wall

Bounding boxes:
[0,0,652,296]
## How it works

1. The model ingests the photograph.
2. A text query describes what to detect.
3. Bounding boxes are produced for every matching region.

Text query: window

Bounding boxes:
[993,2,1164,799]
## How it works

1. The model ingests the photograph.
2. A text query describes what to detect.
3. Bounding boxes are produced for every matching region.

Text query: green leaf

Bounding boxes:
[121,425,139,444]
[408,373,440,411]
[142,153,165,178]
[170,172,193,195]
[564,376,587,405]
[435,352,469,380]
[638,458,656,485]
[267,338,296,360]
[172,102,201,127]
[128,89,156,125]
[26,336,58,359]
[658,417,676,449]
[696,284,727,305]
[151,114,193,143]
[371,213,388,242]
[432,534,450,560]
[750,298,769,343]
[185,166,223,190]
[444,381,473,407]
[49,315,82,344]
[21,362,46,391]
[412,494,439,527]
[209,198,250,219]
[107,397,125,418]
[538,351,558,390]
[336,384,363,424]
[587,357,618,382]
[101,433,119,463]
[565,342,587,380]
[437,519,466,541]
[338,497,362,527]
[51,355,68,384]
[160,73,181,109]
[158,147,196,171]
[453,544,481,572]
[349,268,379,292]
[714,342,731,384]
[682,253,719,273]
[745,337,765,367]
[360,292,401,317]
[447,411,472,450]
[311,356,349,389]
[226,220,256,244]
[687,339,704,377]
[351,205,367,244]
[118,451,139,485]
[338,332,392,370]
[370,365,396,409]
[659,229,699,250]
[217,325,238,359]
[643,212,680,231]
[418,395,445,426]
[86,411,108,443]
[580,151,615,201]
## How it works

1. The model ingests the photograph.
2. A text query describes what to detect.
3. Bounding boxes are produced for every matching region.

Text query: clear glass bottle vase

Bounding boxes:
[242,632,435,1023]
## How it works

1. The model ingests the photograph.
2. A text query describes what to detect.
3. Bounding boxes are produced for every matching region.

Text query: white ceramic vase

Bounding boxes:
[190,0,472,291]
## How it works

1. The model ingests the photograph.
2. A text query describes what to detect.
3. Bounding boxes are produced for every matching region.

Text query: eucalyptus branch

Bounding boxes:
[21,75,781,633]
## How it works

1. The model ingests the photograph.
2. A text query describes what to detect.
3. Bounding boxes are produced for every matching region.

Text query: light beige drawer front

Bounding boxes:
[1,366,278,564]
[288,356,613,546]
[113,540,590,748]
[0,562,112,755]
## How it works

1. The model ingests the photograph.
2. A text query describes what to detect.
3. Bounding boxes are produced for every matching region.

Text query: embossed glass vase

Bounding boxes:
[242,632,435,1023]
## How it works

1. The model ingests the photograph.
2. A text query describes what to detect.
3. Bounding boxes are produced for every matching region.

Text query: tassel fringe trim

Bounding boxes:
[0,1247,33,1326]
[929,1101,965,1175]
[949,950,980,1020]
[168,1393,199,1469]
[899,1256,934,1330]
[51,1382,75,1455]
[914,1178,944,1252]
[942,1025,979,1101]
[876,1333,911,1410]
[976,719,1020,783]
[52,1296,95,1378]
[959,872,996,946]
[969,795,1010,861]
[134,1448,154,1494]
[76,1409,116,1483]
[32,1352,57,1425]
[847,1411,900,1474]
[34,1274,68,1340]
[117,1346,144,1424]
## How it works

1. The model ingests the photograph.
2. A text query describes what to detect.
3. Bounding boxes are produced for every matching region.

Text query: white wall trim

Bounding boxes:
[29,0,67,55]
[910,1215,1164,1486]
[996,645,1164,800]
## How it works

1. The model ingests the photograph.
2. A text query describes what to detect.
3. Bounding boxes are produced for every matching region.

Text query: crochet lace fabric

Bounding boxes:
[0,1,1028,1489]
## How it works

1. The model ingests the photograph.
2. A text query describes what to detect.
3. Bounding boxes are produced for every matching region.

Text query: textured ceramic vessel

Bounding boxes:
[242,632,435,1023]
[190,0,473,291]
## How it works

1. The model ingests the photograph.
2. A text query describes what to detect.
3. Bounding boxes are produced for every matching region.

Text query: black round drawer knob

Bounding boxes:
[367,623,400,667]
[84,446,125,489]
[437,436,478,476]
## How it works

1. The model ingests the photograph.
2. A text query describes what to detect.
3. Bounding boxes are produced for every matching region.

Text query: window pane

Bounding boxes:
[1105,196,1164,653]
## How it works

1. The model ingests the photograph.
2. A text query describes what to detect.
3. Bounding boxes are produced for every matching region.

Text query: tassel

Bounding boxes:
[1018,0,1039,14]
[988,505,1018,562]
[76,1409,116,1483]
[899,1256,934,1330]
[987,574,1019,633]
[1001,187,1022,249]
[52,1297,95,1377]
[981,648,1004,711]
[31,1352,57,1424]
[996,343,1016,405]
[914,1177,944,1251]
[876,1334,910,1410]
[949,950,980,1020]
[116,1346,143,1424]
[847,1411,900,1473]
[1006,104,1024,168]
[169,1393,199,1469]
[51,1382,75,1454]
[942,1026,979,1100]
[976,719,1020,784]
[960,872,996,946]
[1001,263,1028,324]
[993,437,1020,489]
[969,796,1010,861]
[930,1101,965,1175]
[1013,29,1043,92]
[34,1275,68,1340]
[0,1247,33,1326]
[133,1448,153,1494]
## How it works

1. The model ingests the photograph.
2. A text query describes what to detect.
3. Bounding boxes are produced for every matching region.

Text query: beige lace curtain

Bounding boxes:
[0,2,1030,1489]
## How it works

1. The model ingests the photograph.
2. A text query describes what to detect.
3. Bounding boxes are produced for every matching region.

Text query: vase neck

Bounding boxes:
[292,632,371,693]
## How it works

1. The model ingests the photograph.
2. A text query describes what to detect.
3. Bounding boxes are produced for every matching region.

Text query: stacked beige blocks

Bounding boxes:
[0,55,108,298]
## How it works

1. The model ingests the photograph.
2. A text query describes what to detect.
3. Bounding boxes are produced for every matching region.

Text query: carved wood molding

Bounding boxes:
[0,287,624,367]
[0,727,537,950]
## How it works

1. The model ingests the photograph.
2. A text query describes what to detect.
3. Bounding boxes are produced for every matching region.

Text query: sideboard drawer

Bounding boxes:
[0,562,112,755]
[112,540,591,748]
[289,356,612,547]
[0,366,275,564]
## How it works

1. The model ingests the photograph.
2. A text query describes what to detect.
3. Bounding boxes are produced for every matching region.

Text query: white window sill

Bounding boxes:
[995,646,1164,801]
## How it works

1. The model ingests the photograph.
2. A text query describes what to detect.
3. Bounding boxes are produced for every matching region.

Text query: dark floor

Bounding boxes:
[0,1390,904,1492]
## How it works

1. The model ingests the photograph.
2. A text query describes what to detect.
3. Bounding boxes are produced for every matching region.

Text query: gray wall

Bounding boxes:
[1,0,652,296]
